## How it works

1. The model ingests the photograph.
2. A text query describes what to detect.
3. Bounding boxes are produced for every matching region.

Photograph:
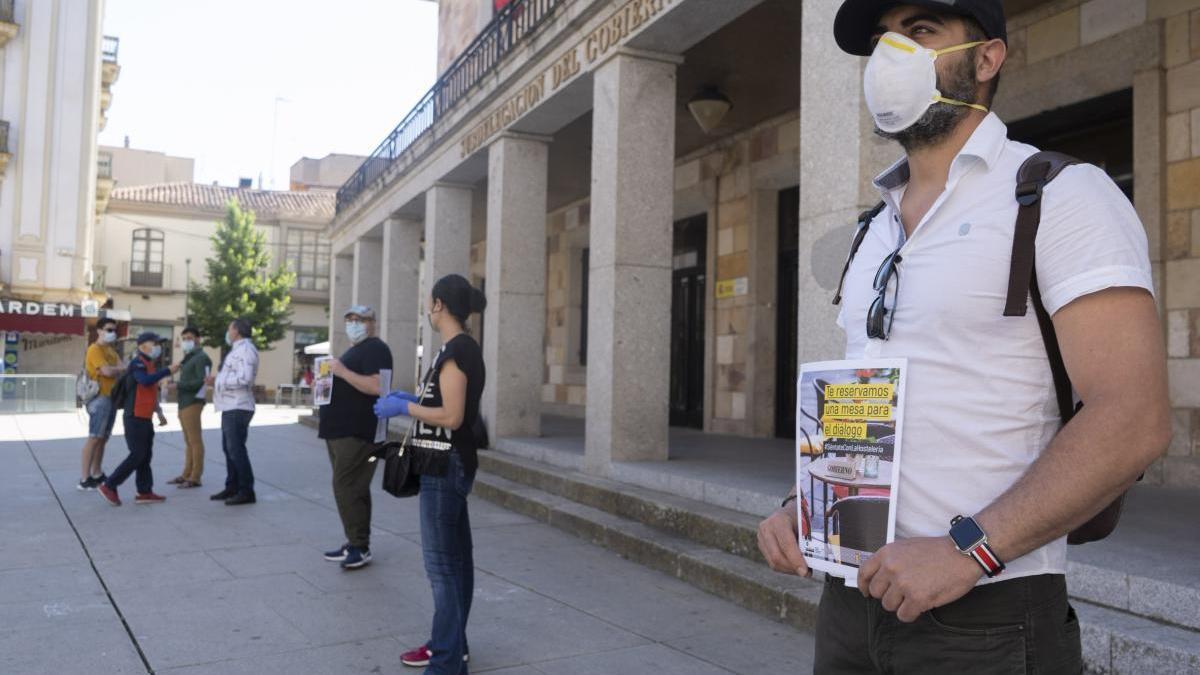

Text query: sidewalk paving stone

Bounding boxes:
[1,407,815,674]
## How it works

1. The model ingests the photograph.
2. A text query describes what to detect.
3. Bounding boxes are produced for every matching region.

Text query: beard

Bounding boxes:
[874,52,980,151]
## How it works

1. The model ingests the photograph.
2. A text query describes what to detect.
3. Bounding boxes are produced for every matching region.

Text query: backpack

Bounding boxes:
[76,367,100,404]
[833,151,1130,545]
[108,366,135,412]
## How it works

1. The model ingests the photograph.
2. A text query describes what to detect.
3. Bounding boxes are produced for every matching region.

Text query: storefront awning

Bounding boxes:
[0,299,86,336]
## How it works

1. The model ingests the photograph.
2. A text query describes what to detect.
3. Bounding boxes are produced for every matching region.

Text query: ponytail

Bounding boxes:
[432,274,486,327]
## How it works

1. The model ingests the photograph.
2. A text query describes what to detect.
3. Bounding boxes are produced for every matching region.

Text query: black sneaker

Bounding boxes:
[77,477,96,491]
[210,489,234,501]
[323,544,350,563]
[341,546,372,570]
[224,491,256,506]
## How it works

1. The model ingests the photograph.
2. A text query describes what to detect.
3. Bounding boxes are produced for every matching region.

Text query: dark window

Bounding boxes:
[130,229,164,288]
[285,229,331,291]
[1007,89,1133,200]
[776,187,800,438]
[579,248,589,366]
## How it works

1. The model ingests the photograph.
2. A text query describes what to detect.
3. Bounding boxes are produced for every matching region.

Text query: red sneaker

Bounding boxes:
[135,492,166,504]
[400,646,467,668]
[400,646,431,668]
[97,483,121,506]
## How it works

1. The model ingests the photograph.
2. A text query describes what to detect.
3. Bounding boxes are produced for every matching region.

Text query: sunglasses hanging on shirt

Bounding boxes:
[866,248,902,340]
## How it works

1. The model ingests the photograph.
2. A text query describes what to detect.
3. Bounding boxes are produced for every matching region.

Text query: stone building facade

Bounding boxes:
[328,0,1200,486]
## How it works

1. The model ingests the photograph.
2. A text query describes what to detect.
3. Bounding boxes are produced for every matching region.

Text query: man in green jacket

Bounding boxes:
[168,325,212,488]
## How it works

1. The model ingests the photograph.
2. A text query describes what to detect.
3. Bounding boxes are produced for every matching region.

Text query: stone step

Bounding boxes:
[475,450,1200,674]
[479,448,1200,633]
[473,471,824,634]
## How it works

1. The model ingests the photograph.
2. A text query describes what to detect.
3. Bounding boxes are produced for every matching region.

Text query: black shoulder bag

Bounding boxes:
[374,353,452,498]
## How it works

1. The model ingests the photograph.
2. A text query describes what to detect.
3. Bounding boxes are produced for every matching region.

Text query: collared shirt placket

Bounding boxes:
[862,156,985,359]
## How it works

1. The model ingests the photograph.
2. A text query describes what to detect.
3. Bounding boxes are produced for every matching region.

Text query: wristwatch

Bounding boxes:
[949,515,1005,578]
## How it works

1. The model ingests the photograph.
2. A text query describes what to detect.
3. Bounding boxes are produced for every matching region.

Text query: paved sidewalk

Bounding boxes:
[1,408,815,674]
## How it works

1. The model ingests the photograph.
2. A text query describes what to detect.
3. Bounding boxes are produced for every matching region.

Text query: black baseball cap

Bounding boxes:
[135,331,164,345]
[834,0,1007,56]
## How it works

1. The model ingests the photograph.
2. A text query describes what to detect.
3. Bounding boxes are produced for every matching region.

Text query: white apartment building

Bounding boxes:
[96,179,339,396]
[0,0,117,374]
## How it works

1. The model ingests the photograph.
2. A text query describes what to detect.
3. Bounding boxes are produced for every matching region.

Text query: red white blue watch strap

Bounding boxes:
[950,515,1005,578]
[966,541,1005,578]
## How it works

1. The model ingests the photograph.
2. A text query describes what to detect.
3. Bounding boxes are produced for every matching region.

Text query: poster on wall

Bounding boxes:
[794,359,908,587]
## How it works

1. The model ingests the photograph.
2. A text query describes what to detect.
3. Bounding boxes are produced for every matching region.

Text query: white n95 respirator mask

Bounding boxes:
[864,32,989,134]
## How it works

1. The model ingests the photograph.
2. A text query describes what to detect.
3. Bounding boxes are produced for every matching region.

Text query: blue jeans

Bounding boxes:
[419,451,474,675]
[107,417,154,494]
[221,410,255,494]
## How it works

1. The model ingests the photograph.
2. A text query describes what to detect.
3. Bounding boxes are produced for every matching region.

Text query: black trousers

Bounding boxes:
[814,574,1082,674]
[107,417,154,494]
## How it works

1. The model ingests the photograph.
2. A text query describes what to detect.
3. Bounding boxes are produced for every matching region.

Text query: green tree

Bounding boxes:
[188,200,295,351]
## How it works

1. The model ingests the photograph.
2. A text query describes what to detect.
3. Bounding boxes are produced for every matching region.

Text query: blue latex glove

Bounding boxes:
[373,391,412,419]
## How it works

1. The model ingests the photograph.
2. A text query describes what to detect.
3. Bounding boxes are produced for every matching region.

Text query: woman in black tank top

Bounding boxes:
[379,274,486,673]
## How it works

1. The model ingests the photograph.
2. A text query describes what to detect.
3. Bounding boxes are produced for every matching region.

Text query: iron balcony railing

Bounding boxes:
[0,120,9,154]
[0,0,15,25]
[97,151,113,179]
[102,35,119,63]
[336,0,566,214]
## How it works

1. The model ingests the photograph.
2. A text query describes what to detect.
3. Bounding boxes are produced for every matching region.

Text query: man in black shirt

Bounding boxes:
[319,305,393,569]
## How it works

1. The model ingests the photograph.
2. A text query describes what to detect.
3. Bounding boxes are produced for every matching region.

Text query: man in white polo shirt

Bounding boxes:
[757,1,1171,671]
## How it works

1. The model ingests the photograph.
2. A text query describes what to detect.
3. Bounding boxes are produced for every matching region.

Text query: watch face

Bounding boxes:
[950,516,986,551]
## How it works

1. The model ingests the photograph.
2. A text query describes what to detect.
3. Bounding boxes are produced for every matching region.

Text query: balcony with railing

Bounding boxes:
[336,0,567,215]
[0,0,17,48]
[95,151,115,214]
[122,261,172,290]
[101,35,120,86]
[0,120,9,177]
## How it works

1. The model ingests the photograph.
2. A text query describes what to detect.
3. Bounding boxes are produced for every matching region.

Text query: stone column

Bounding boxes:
[795,0,872,365]
[422,183,473,373]
[382,216,422,393]
[585,50,681,471]
[481,133,550,438]
[330,252,354,356]
[352,237,383,311]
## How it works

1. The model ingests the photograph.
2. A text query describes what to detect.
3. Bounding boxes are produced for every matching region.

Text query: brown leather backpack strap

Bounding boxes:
[1029,269,1078,426]
[833,201,887,306]
[1005,151,1081,422]
[1003,152,1080,318]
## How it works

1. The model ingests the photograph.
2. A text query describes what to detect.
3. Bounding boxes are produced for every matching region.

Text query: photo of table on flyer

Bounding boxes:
[795,358,907,587]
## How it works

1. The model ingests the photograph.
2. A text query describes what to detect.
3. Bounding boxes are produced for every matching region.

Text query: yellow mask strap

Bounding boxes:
[933,95,989,114]
[879,35,918,53]
[933,40,989,113]
[934,41,986,57]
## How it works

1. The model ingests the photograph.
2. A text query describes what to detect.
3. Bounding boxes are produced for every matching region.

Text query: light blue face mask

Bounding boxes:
[225,332,233,346]
[345,321,367,344]
[149,345,162,359]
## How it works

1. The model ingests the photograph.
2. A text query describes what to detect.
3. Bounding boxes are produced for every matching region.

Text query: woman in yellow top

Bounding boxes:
[79,318,125,491]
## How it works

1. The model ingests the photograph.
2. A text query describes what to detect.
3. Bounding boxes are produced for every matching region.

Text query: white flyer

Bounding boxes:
[314,357,333,406]
[196,366,210,400]
[795,358,908,588]
[374,369,392,443]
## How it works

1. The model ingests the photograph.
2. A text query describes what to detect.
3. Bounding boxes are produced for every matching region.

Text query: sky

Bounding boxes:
[98,0,439,190]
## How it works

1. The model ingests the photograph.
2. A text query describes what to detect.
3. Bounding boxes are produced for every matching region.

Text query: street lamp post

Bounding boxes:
[184,258,191,325]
